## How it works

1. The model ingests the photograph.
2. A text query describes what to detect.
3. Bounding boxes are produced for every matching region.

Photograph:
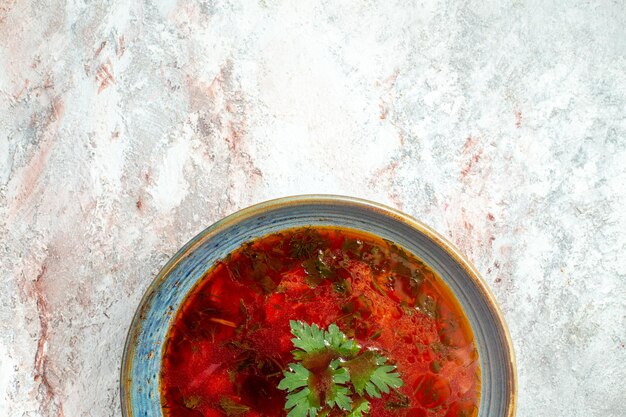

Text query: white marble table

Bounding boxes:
[1,1,625,416]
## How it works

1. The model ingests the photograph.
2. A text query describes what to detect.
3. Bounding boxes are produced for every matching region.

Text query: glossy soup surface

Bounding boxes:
[162,227,480,417]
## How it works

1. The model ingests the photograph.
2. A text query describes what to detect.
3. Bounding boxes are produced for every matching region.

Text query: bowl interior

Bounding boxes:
[121,197,515,417]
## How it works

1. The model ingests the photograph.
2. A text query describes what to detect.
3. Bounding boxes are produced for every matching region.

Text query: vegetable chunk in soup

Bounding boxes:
[162,227,480,417]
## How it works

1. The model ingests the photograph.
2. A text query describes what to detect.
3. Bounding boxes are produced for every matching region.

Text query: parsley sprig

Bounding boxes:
[278,321,403,417]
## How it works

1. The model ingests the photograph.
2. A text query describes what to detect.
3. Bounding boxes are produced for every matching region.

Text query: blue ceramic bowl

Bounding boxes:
[121,195,516,417]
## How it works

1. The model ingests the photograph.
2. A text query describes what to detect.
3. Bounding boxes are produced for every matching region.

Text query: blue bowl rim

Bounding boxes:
[120,194,517,417]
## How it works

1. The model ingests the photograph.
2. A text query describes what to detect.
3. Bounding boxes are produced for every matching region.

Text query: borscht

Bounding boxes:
[161,227,480,417]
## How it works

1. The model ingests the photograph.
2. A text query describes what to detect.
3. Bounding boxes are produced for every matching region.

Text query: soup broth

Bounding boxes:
[161,227,480,417]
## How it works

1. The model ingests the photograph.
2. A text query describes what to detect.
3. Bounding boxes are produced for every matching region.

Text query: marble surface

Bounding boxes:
[1,1,625,416]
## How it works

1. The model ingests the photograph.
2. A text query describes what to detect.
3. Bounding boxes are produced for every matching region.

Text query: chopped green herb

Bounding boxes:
[384,392,410,409]
[399,301,414,316]
[371,276,387,296]
[259,275,277,294]
[239,299,249,319]
[384,239,410,261]
[409,269,425,289]
[237,299,252,334]
[369,246,383,264]
[332,278,352,295]
[429,341,448,356]
[392,261,412,277]
[415,293,438,318]
[219,397,250,416]
[183,395,201,409]
[342,239,364,257]
[240,248,282,294]
[340,302,356,315]
[369,329,382,340]
[290,229,326,259]
[302,257,331,284]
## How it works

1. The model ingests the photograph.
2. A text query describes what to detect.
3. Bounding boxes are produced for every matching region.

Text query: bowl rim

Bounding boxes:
[120,194,517,417]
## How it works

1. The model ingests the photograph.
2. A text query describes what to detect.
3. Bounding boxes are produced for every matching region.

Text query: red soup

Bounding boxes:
[162,227,480,417]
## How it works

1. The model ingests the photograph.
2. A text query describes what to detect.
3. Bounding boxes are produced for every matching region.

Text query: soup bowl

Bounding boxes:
[121,195,516,417]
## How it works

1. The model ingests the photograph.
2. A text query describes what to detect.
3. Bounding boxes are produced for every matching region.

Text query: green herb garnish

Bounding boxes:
[278,321,403,417]
[384,391,410,409]
[290,229,327,259]
[346,398,370,417]
[342,238,364,257]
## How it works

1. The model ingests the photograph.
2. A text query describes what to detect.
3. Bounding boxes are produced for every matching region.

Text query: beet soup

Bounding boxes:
[161,227,480,417]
